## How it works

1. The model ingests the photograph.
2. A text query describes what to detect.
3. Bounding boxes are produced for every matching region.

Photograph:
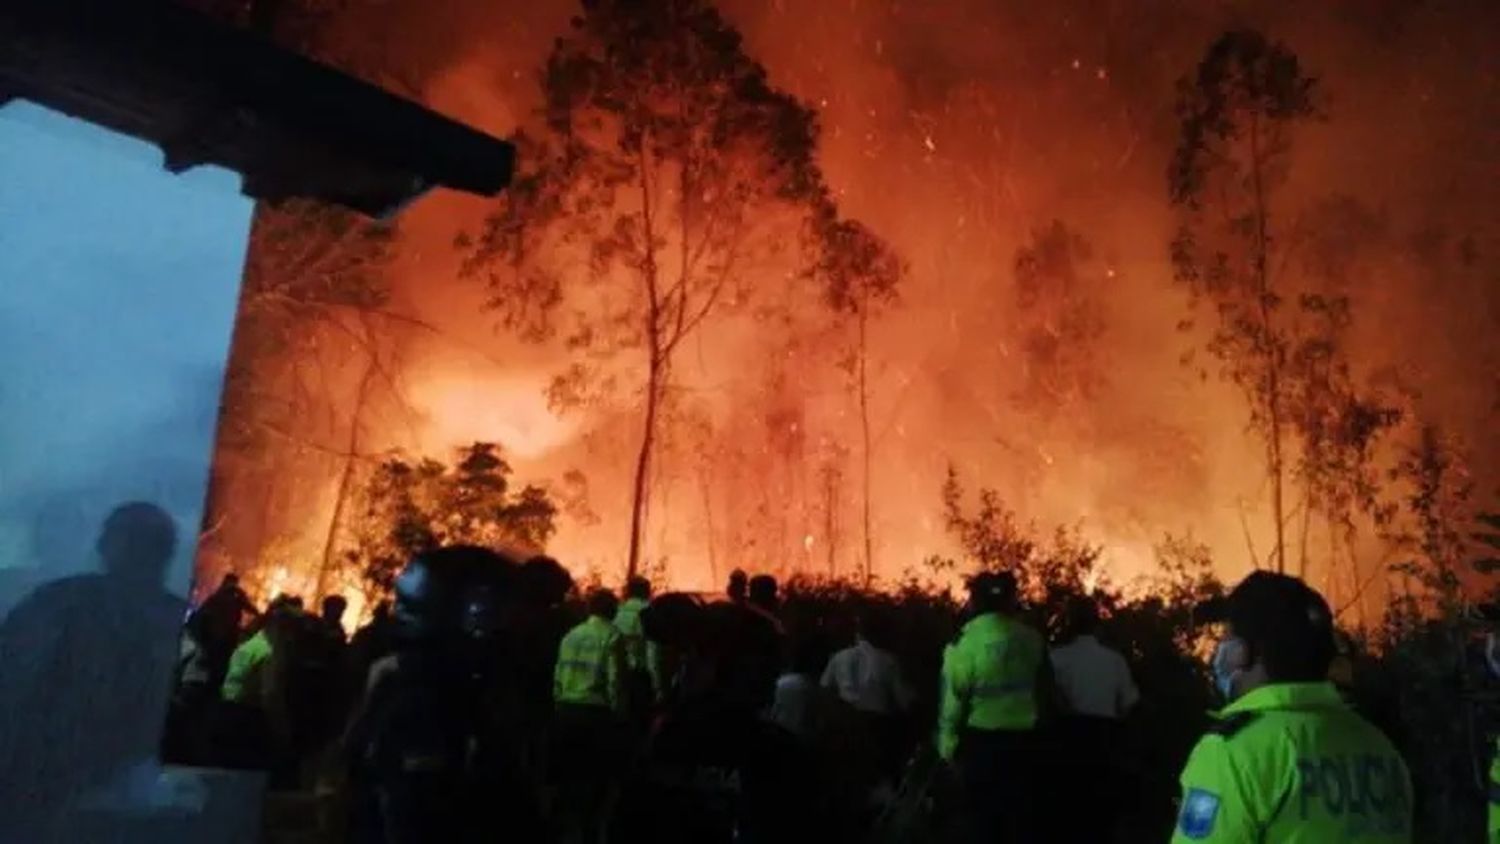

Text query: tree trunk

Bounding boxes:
[699,467,718,588]
[655,450,672,570]
[314,359,375,600]
[858,298,875,586]
[823,466,839,579]
[627,135,663,583]
[1266,384,1288,573]
[1346,534,1368,630]
[1249,112,1287,573]
[1323,515,1339,608]
[1298,489,1312,578]
[626,355,661,582]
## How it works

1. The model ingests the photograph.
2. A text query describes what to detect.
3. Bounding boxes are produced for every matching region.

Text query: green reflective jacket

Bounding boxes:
[1488,738,1500,843]
[221,630,272,704]
[936,611,1044,761]
[1171,682,1411,843]
[553,614,626,712]
[614,597,662,698]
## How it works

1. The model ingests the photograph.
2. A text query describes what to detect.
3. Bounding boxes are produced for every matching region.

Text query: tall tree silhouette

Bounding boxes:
[210,201,405,597]
[464,0,880,580]
[813,215,901,585]
[1169,29,1317,572]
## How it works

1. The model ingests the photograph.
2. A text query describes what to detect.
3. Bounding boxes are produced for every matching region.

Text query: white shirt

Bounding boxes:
[765,672,818,739]
[1049,634,1140,719]
[820,639,913,715]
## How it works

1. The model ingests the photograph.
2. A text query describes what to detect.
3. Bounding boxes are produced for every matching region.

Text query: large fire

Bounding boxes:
[198,0,1498,618]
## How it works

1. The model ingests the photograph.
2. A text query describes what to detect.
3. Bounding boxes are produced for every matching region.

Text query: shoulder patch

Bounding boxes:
[1177,788,1221,839]
[1207,711,1260,739]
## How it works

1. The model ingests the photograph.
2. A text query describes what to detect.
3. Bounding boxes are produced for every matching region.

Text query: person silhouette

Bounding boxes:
[0,501,187,841]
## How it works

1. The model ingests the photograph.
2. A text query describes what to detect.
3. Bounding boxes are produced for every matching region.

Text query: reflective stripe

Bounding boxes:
[973,679,1032,698]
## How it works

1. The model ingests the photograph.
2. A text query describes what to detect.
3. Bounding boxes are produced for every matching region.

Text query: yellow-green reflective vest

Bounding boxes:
[614,597,662,697]
[936,612,1044,761]
[553,614,626,712]
[1489,738,1500,843]
[221,630,272,704]
[1171,682,1412,843]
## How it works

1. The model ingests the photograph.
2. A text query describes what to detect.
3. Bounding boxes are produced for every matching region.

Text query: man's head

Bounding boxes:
[856,608,893,649]
[393,545,518,643]
[268,593,303,616]
[727,569,748,603]
[520,555,574,609]
[748,574,778,610]
[625,576,652,601]
[97,502,177,586]
[587,587,619,620]
[321,594,348,625]
[264,595,302,646]
[640,592,703,646]
[221,573,241,591]
[967,570,1019,615]
[1202,571,1336,701]
[1067,597,1101,638]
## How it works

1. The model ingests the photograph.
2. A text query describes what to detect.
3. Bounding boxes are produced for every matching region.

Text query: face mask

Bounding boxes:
[1211,639,1241,701]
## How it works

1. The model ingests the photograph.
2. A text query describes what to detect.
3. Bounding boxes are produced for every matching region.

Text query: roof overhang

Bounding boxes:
[0,0,515,216]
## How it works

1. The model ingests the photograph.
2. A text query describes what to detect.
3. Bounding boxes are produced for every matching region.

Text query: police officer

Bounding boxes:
[1477,608,1500,843]
[612,600,822,843]
[938,570,1048,843]
[555,588,628,713]
[616,576,662,711]
[343,544,524,843]
[553,588,629,844]
[1172,571,1412,842]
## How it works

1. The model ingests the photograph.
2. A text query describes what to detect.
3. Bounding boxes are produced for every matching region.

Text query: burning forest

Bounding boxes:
[193,0,1499,624]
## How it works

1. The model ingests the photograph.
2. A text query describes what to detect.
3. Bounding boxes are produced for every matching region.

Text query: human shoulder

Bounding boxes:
[1175,710,1309,843]
[1011,616,1044,645]
[1207,710,1262,741]
[1177,711,1271,777]
[557,620,587,644]
[366,652,401,693]
[866,642,900,667]
[1177,727,1253,815]
[234,629,271,656]
[594,618,625,648]
[1326,705,1404,756]
[949,618,980,648]
[1193,706,1314,798]
[7,573,108,618]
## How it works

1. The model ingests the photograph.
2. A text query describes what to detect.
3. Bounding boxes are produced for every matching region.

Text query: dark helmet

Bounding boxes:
[640,592,706,646]
[967,570,1019,612]
[392,545,519,644]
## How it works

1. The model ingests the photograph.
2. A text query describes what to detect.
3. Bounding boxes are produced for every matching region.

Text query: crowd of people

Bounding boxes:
[149,539,1429,843]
